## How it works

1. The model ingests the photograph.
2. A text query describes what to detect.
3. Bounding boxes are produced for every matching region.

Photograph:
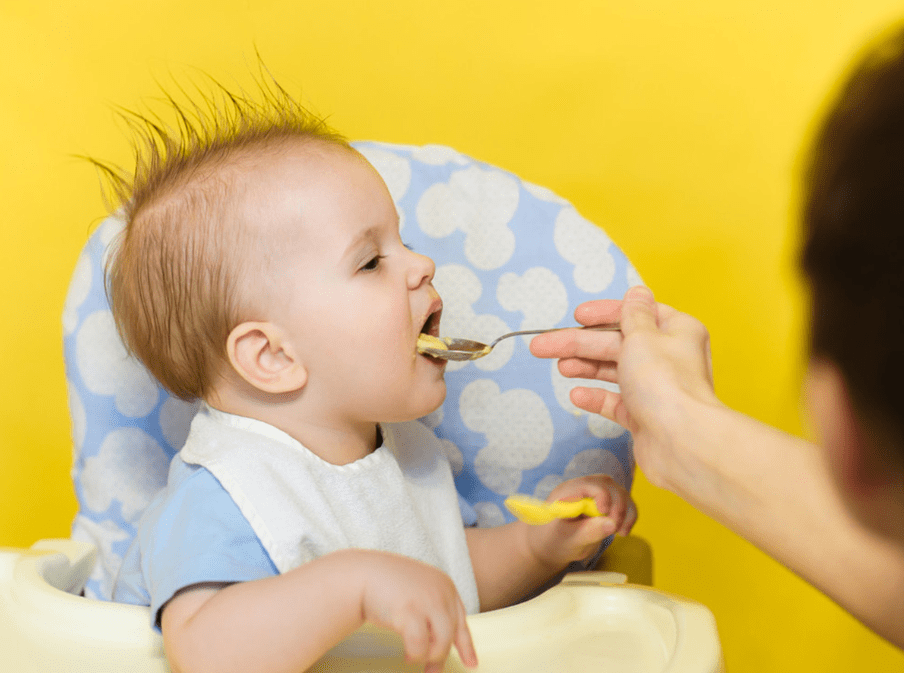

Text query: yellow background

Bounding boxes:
[2,0,903,669]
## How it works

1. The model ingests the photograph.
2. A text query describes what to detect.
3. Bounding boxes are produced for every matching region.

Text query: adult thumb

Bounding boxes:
[621,286,658,335]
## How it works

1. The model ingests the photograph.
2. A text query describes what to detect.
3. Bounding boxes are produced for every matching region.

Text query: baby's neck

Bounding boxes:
[283,419,381,465]
[205,389,379,465]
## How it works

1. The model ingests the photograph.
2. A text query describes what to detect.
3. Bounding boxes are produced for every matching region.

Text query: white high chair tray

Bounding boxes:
[1,539,722,673]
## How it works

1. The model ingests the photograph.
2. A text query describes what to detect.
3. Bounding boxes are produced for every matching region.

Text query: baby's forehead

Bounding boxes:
[229,141,367,258]
[233,139,346,216]
[243,140,376,219]
[242,137,360,194]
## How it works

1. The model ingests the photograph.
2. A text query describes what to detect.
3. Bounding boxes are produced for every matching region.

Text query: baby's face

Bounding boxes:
[246,142,447,429]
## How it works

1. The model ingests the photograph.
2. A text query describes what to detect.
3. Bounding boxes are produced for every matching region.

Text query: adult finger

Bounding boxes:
[556,356,618,383]
[570,386,630,429]
[573,298,623,327]
[619,286,659,335]
[530,325,622,362]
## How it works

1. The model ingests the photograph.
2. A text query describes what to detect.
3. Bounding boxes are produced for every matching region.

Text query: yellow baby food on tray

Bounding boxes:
[417,333,448,353]
[504,494,602,525]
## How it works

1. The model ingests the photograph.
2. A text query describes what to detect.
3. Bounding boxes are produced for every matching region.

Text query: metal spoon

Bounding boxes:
[418,324,621,361]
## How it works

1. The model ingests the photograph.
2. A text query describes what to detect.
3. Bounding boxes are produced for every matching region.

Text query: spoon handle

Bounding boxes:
[489,323,621,348]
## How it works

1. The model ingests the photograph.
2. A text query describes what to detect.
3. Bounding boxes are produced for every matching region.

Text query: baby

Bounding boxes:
[105,80,636,673]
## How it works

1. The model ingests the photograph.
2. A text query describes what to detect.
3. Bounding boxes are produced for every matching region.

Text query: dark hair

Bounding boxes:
[802,26,904,455]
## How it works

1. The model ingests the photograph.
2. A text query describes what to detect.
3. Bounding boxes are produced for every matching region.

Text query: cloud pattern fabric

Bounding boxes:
[65,142,639,599]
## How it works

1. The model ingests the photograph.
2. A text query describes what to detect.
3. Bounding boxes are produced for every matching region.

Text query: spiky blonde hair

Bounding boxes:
[95,74,348,400]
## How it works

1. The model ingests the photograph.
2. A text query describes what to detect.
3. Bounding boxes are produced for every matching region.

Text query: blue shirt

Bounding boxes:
[113,458,278,627]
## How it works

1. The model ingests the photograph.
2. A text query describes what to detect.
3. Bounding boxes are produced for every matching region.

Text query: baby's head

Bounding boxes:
[104,79,447,429]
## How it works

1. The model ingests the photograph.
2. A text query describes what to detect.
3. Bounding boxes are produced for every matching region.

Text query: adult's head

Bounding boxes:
[802,24,904,538]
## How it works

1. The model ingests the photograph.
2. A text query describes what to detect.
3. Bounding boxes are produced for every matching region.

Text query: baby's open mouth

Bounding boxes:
[421,309,441,338]
[417,309,446,358]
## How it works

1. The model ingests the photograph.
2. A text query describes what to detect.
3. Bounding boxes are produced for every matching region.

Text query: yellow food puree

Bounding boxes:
[417,333,448,353]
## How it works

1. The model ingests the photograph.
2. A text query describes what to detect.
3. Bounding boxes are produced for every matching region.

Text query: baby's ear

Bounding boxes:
[226,322,307,394]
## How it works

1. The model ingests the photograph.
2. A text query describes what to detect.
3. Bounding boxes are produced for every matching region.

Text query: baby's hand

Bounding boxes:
[359,551,477,673]
[527,474,638,569]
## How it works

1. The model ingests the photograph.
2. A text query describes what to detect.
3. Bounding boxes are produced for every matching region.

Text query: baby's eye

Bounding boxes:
[360,255,385,272]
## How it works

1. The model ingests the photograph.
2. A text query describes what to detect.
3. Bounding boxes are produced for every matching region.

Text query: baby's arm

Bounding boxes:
[161,548,477,673]
[466,475,637,611]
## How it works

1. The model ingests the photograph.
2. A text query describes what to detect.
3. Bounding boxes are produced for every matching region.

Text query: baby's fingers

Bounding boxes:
[452,599,478,669]
[617,497,639,536]
[422,607,458,673]
[573,513,619,544]
[597,481,624,523]
[593,482,638,537]
[401,618,431,669]
[408,600,476,673]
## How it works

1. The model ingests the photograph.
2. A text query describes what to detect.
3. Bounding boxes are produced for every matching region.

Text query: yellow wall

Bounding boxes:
[2,1,903,669]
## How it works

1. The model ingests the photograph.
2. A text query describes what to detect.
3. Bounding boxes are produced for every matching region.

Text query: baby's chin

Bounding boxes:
[420,382,447,416]
[402,382,447,424]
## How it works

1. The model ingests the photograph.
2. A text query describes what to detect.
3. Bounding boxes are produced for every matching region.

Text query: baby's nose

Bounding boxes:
[408,250,436,288]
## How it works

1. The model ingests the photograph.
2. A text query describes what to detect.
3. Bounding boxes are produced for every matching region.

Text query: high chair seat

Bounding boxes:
[64,141,639,599]
[0,539,723,672]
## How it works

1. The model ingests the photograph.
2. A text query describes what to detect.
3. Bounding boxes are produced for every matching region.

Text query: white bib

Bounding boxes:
[179,405,480,613]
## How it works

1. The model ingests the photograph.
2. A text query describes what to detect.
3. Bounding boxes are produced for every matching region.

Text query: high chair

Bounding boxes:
[1,142,722,671]
[0,538,721,672]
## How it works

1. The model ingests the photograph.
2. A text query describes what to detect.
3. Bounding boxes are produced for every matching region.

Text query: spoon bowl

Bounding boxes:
[417,324,621,361]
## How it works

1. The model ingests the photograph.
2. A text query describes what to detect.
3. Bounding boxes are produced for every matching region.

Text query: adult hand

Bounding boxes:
[530,286,720,491]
